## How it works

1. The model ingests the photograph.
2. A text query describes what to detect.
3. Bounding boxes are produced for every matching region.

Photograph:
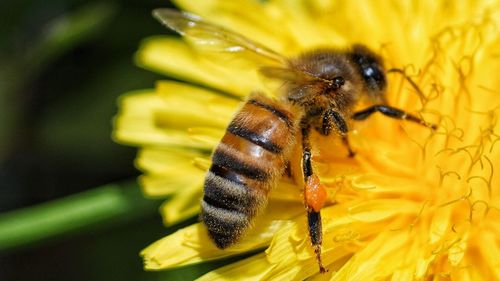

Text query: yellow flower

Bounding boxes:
[113,0,500,280]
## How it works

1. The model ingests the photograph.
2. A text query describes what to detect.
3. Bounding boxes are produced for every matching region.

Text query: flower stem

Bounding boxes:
[0,180,161,252]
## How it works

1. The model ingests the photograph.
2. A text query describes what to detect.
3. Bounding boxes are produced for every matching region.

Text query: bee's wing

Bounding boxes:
[153,8,287,65]
[259,66,318,83]
[260,66,328,101]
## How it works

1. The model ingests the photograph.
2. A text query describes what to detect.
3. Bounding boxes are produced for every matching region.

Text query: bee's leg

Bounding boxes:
[301,125,328,273]
[283,161,292,177]
[341,136,355,158]
[352,105,438,130]
[323,108,355,157]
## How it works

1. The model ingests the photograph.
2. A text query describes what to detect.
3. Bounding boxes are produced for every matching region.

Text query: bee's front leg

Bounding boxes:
[352,105,438,130]
[323,108,355,157]
[301,125,328,274]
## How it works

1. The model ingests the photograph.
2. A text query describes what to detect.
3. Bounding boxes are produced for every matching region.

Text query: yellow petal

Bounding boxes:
[428,204,453,244]
[137,147,207,197]
[331,230,409,280]
[196,252,272,281]
[350,173,429,199]
[476,231,500,280]
[160,181,203,225]
[155,80,240,129]
[347,199,421,222]
[136,36,260,96]
[271,0,347,49]
[187,127,225,149]
[253,205,388,280]
[136,147,206,176]
[142,201,303,270]
[113,91,211,149]
[173,0,297,54]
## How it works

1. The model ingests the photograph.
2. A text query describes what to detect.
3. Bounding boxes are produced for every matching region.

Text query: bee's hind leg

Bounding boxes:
[301,124,328,274]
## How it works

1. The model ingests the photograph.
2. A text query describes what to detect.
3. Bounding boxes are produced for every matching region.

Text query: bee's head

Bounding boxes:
[350,44,387,93]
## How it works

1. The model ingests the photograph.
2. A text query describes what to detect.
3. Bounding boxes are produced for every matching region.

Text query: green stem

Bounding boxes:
[0,180,161,252]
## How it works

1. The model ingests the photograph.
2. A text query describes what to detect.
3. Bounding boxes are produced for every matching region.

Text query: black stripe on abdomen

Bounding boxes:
[209,164,247,187]
[201,171,265,248]
[210,150,269,181]
[227,122,282,154]
[203,194,234,211]
[201,199,248,248]
[248,98,292,128]
[203,173,249,212]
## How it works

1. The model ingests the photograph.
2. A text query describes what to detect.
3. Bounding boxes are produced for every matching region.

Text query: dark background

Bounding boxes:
[0,0,220,280]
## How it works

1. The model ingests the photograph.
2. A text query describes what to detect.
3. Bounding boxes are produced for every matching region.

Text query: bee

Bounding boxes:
[153,8,437,273]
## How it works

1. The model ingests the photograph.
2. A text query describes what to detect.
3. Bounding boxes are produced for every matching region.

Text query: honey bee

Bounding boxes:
[153,8,437,273]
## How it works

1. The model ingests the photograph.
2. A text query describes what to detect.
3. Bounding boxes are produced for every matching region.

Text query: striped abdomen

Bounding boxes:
[202,93,298,248]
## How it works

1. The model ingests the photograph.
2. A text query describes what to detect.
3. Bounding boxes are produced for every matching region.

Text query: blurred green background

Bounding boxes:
[0,0,224,280]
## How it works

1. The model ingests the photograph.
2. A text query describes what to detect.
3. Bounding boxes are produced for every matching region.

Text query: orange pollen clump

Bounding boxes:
[305,174,328,212]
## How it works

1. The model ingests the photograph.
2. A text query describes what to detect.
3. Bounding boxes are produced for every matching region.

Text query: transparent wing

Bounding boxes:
[153,8,287,65]
[258,66,328,100]
[259,66,318,83]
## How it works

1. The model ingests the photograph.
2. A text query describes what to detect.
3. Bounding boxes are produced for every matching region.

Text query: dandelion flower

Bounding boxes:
[113,0,500,280]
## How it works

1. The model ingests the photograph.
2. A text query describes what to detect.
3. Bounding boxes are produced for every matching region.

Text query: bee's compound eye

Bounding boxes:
[350,45,387,92]
[364,66,375,77]
[362,65,385,88]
